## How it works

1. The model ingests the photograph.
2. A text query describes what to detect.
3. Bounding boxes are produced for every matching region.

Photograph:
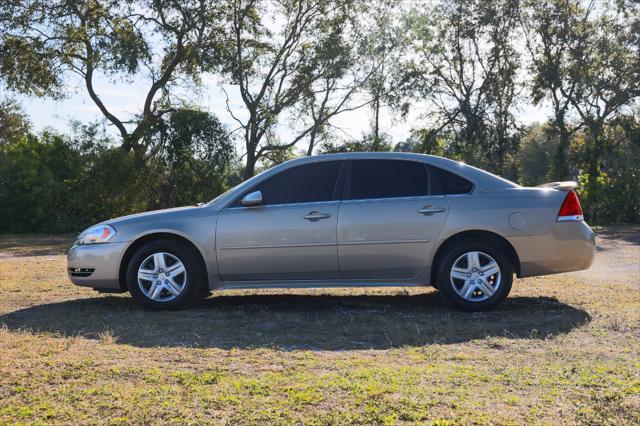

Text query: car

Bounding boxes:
[67,152,596,311]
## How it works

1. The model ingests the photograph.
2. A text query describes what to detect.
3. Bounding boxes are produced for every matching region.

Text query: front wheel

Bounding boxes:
[126,239,206,310]
[436,240,513,311]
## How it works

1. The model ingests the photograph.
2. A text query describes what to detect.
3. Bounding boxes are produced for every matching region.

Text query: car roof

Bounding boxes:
[282,152,519,190]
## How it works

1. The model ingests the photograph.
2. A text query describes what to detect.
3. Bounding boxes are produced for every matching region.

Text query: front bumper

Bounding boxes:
[67,242,129,289]
[507,221,596,277]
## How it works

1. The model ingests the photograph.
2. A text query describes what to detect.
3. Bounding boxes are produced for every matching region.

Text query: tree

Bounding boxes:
[0,99,30,144]
[291,0,407,157]
[356,0,408,146]
[320,132,392,154]
[407,0,521,177]
[517,122,561,185]
[146,108,234,207]
[219,0,361,179]
[0,0,226,159]
[521,0,639,186]
[294,7,372,156]
[564,2,640,198]
[574,112,640,223]
[520,0,590,180]
[396,128,448,157]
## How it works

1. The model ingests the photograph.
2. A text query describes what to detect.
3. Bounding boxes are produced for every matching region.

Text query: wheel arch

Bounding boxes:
[118,232,209,291]
[430,230,521,286]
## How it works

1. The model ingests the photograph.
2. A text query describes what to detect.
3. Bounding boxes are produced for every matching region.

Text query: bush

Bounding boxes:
[0,112,235,233]
[576,170,640,224]
[0,132,141,232]
[573,117,640,224]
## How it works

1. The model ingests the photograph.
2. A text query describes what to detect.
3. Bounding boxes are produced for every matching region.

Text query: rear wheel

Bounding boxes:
[436,240,513,311]
[126,239,206,310]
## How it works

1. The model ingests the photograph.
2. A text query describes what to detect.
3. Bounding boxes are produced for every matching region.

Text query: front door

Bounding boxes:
[338,159,449,279]
[217,160,344,281]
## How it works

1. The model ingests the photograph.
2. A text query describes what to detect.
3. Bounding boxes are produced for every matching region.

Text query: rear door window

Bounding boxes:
[348,160,429,200]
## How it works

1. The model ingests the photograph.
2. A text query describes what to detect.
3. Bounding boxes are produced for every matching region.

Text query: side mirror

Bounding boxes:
[240,191,263,207]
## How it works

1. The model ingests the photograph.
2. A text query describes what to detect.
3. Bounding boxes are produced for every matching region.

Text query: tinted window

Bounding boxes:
[238,161,342,206]
[430,166,473,195]
[349,160,428,200]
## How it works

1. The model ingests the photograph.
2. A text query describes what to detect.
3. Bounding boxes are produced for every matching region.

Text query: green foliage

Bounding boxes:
[0,132,89,232]
[219,0,364,178]
[0,36,62,98]
[255,145,298,174]
[0,0,227,153]
[0,112,235,233]
[517,123,561,186]
[576,170,639,224]
[522,0,639,186]
[0,99,31,144]
[321,133,393,154]
[146,109,235,209]
[398,129,463,161]
[574,115,640,224]
[406,0,521,177]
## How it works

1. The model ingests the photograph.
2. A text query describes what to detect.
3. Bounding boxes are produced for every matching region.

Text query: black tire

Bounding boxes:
[436,239,513,312]
[126,239,206,310]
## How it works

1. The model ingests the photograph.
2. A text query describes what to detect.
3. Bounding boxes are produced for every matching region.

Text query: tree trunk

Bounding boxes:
[133,144,146,167]
[243,120,260,180]
[306,131,316,156]
[373,95,380,147]
[548,113,571,181]
[585,122,604,215]
[243,149,257,180]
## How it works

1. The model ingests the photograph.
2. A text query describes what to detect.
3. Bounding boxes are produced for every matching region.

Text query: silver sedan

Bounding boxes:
[67,152,596,311]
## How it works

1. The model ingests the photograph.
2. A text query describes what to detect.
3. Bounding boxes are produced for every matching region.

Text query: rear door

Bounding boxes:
[337,159,449,279]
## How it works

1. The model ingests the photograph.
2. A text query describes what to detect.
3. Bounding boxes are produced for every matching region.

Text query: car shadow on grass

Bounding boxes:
[0,291,591,350]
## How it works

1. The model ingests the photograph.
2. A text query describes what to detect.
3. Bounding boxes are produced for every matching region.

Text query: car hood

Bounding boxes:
[106,205,217,229]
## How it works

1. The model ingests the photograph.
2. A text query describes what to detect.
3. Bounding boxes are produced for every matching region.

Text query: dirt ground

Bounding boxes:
[574,226,639,285]
[0,227,638,424]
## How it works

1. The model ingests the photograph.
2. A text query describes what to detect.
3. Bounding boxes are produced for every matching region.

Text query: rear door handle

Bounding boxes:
[418,206,446,215]
[304,211,332,221]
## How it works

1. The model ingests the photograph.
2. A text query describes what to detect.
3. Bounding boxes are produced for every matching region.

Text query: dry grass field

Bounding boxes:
[0,228,638,425]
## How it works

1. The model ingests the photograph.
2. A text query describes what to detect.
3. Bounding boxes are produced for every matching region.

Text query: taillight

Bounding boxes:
[557,190,584,222]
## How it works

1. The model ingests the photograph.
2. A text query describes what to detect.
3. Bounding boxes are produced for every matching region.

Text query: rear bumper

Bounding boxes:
[67,242,128,290]
[507,221,596,277]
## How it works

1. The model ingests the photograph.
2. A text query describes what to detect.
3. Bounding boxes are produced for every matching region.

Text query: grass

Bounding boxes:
[0,228,638,424]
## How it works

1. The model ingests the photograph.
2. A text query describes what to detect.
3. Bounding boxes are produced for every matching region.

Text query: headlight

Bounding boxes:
[76,224,117,245]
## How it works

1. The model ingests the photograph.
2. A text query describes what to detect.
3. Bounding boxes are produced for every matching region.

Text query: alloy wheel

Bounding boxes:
[449,251,501,302]
[137,252,188,302]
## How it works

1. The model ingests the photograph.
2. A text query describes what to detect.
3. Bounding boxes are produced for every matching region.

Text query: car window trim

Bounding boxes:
[424,163,442,197]
[343,160,352,200]
[341,194,445,204]
[331,160,347,201]
[224,199,341,211]
[225,159,345,209]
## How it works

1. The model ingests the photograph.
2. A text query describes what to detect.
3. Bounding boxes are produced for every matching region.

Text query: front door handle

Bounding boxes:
[304,211,332,221]
[418,206,446,215]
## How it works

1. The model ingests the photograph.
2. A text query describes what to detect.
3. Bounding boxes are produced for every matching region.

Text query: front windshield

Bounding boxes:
[205,166,273,206]
[206,184,240,206]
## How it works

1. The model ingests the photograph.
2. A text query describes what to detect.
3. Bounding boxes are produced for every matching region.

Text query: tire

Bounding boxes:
[126,239,206,310]
[436,239,513,312]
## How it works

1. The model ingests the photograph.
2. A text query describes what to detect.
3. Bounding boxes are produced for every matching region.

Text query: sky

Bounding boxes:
[14,69,552,155]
